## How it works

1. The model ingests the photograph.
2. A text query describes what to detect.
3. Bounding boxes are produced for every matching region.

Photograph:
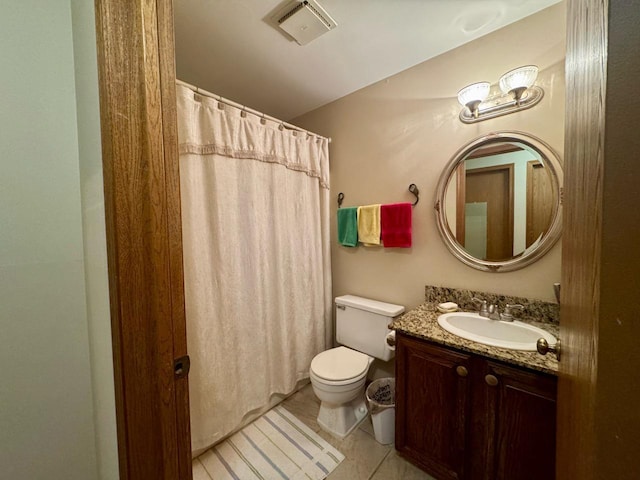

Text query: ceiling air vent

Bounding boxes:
[276,0,337,46]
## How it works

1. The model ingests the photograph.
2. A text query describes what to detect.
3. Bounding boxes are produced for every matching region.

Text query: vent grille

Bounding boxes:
[278,1,306,24]
[274,0,337,46]
[278,1,334,29]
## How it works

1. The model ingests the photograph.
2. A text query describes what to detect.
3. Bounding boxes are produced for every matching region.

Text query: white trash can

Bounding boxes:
[365,378,395,445]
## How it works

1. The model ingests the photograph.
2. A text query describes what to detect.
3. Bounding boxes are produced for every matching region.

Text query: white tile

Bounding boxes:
[358,415,375,438]
[370,449,436,480]
[320,427,391,479]
[281,382,322,432]
[192,458,212,480]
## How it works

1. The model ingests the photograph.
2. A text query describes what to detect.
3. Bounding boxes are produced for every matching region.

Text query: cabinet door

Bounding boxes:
[481,361,557,480]
[396,334,472,480]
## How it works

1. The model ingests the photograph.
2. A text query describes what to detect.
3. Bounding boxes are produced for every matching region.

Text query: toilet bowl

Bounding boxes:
[310,346,374,438]
[309,295,404,439]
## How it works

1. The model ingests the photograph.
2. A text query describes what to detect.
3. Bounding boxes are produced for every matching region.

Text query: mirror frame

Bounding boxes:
[434,131,563,272]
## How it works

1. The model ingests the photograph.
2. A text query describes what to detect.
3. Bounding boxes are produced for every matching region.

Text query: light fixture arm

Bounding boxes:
[466,100,482,118]
[509,86,527,105]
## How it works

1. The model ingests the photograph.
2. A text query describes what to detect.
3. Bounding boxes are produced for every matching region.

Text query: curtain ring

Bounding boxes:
[260,114,266,125]
[240,107,247,118]
[278,123,284,131]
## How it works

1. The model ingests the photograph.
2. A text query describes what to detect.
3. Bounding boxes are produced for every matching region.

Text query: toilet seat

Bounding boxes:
[310,346,371,384]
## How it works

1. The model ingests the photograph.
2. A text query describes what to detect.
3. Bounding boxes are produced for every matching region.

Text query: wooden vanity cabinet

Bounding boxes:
[395,334,472,480]
[395,332,557,480]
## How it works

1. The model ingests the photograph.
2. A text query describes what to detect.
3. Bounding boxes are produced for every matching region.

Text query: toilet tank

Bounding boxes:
[335,295,405,361]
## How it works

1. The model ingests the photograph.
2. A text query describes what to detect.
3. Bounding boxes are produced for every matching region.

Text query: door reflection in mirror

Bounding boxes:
[437,133,561,271]
[445,141,555,262]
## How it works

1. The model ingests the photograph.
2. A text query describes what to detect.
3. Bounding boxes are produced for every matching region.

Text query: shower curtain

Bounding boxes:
[176,84,332,455]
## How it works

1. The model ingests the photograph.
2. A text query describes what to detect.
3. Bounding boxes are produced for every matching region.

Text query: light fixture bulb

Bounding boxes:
[499,65,539,98]
[457,82,491,107]
[457,82,490,117]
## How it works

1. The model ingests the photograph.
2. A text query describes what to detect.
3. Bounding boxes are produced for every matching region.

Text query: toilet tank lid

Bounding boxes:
[335,295,405,317]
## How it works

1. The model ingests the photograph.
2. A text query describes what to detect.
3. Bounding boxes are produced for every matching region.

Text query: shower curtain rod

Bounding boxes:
[176,79,332,144]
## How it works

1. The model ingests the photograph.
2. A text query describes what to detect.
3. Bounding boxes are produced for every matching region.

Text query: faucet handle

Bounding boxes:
[504,303,524,314]
[500,304,524,321]
[472,297,489,316]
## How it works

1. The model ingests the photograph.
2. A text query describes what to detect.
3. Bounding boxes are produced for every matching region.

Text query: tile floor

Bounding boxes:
[193,383,435,480]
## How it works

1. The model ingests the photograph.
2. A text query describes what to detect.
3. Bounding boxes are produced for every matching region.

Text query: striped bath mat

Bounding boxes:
[197,405,344,479]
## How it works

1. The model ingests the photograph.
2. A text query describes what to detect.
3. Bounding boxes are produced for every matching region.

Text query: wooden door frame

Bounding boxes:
[94,0,191,478]
[525,160,551,247]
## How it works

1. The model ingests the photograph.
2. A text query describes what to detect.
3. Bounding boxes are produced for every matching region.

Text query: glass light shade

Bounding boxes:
[457,82,491,107]
[499,65,539,94]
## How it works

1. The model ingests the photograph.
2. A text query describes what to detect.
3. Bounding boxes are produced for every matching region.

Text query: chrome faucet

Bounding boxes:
[487,303,501,320]
[472,297,524,322]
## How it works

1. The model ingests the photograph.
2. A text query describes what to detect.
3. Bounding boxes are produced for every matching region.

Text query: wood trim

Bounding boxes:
[525,161,537,238]
[455,162,466,244]
[464,144,523,160]
[156,0,192,477]
[94,0,190,478]
[525,160,552,246]
[557,0,607,478]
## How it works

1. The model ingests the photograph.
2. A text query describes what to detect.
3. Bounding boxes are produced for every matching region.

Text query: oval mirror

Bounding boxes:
[435,131,563,272]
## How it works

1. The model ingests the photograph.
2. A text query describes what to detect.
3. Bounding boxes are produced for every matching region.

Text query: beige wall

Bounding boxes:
[295,4,566,310]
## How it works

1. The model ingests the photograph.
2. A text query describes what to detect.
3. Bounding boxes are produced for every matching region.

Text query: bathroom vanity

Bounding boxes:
[392,293,558,480]
[390,115,563,480]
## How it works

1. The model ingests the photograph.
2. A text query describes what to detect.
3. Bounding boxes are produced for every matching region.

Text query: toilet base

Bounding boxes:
[316,395,369,439]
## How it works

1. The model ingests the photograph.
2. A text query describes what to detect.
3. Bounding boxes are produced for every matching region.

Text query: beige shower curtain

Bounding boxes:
[176,84,332,455]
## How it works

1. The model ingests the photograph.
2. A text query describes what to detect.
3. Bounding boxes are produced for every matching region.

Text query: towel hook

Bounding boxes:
[337,193,345,208]
[408,184,419,206]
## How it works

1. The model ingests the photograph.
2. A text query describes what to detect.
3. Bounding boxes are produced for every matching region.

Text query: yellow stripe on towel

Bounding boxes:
[357,204,381,246]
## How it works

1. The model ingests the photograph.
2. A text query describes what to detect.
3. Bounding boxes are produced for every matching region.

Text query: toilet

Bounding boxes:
[309,295,404,438]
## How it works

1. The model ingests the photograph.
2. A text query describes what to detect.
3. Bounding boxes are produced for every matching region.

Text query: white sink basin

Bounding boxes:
[437,312,556,351]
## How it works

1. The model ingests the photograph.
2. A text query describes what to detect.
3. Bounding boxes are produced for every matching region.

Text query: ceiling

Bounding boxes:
[174,0,561,121]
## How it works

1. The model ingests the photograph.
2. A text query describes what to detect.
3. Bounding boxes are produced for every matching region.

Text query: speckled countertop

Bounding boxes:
[391,287,559,375]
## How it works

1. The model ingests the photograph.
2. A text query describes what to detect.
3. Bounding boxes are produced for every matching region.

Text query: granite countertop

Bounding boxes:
[391,302,559,375]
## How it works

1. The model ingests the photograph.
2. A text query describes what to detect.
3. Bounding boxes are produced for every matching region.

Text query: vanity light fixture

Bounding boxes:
[457,65,544,124]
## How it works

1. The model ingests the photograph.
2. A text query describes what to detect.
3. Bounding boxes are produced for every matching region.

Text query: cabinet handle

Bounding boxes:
[456,366,468,377]
[485,374,499,386]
